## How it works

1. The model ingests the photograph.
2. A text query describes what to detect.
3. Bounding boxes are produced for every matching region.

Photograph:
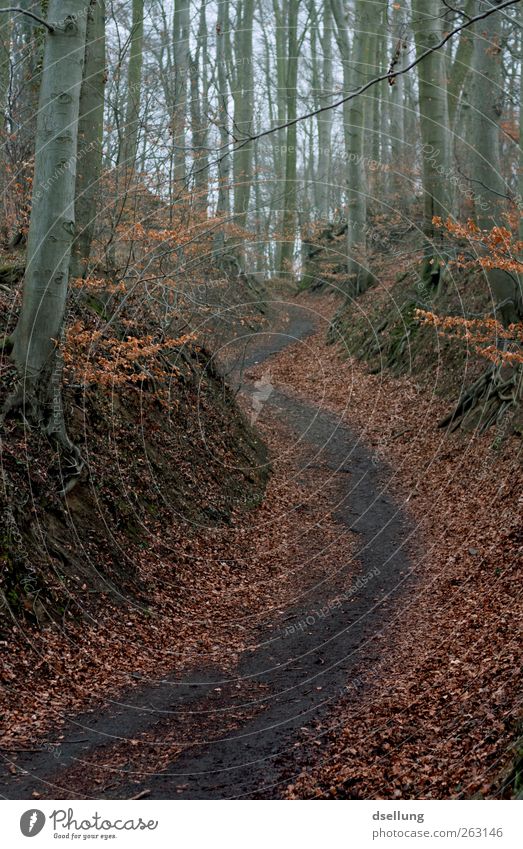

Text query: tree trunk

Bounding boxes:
[173,0,190,189]
[6,0,89,482]
[519,0,523,306]
[189,2,209,215]
[232,0,254,237]
[71,0,106,279]
[277,0,299,276]
[519,1,523,251]
[330,0,352,250]
[389,1,406,195]
[118,0,144,173]
[412,0,451,287]
[0,7,9,118]
[272,0,286,270]
[10,2,46,246]
[0,7,11,239]
[469,0,520,323]
[331,0,374,294]
[213,0,231,255]
[447,0,475,129]
[318,3,333,222]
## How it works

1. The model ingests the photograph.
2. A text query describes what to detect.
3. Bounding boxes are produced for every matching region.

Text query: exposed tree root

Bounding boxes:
[1,364,84,496]
[439,363,523,433]
[0,262,25,288]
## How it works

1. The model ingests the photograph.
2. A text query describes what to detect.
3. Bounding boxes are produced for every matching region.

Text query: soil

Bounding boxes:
[0,303,415,799]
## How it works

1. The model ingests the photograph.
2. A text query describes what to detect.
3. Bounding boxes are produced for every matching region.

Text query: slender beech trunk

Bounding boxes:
[11,3,45,246]
[106,0,143,273]
[412,0,451,287]
[214,0,231,254]
[470,0,520,323]
[190,2,209,215]
[173,0,190,189]
[447,0,475,129]
[0,8,11,236]
[330,0,351,200]
[317,3,333,223]
[519,3,523,250]
[253,127,266,274]
[518,2,523,302]
[272,0,286,269]
[331,0,373,294]
[6,0,89,478]
[118,0,144,173]
[232,0,254,236]
[277,0,299,275]
[0,8,9,120]
[370,5,385,172]
[310,14,321,214]
[403,48,417,159]
[18,3,44,134]
[346,0,369,275]
[71,0,106,279]
[272,0,286,176]
[389,2,406,195]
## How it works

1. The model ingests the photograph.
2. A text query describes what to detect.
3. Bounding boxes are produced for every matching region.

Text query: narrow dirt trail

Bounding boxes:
[1,304,416,800]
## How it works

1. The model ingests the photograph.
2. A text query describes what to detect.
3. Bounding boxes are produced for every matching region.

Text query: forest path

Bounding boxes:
[1,303,415,800]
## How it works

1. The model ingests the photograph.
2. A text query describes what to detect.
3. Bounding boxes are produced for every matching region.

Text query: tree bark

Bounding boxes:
[412,0,452,287]
[331,0,374,294]
[277,0,299,276]
[71,0,106,279]
[0,7,9,118]
[519,0,523,306]
[173,0,190,188]
[447,0,475,129]
[469,0,520,323]
[118,0,144,173]
[0,7,11,238]
[189,2,209,215]
[232,0,254,237]
[213,0,231,255]
[317,2,333,223]
[519,1,523,249]
[6,0,89,480]
[389,1,406,194]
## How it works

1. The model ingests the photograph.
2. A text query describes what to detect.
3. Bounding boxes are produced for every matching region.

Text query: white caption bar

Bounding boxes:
[2,799,521,848]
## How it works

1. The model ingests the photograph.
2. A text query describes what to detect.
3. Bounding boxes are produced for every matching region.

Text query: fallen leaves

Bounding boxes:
[259,293,523,800]
[0,387,356,765]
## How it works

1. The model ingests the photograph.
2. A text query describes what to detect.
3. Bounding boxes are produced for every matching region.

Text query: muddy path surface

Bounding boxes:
[0,304,416,800]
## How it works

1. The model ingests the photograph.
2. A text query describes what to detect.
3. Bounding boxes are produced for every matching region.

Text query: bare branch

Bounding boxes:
[0,6,55,33]
[181,0,522,185]
[240,0,521,148]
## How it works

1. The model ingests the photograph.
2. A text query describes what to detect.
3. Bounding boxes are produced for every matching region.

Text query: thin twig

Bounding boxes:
[0,6,55,33]
[240,0,521,147]
[129,789,151,800]
[183,0,522,188]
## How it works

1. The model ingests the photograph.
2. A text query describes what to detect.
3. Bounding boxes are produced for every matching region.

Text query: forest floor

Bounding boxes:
[0,292,521,800]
